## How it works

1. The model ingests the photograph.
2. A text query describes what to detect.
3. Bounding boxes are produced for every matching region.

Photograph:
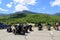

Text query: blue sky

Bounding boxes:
[0,0,60,14]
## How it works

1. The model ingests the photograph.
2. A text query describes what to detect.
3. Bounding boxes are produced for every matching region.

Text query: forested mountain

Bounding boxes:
[0,10,60,25]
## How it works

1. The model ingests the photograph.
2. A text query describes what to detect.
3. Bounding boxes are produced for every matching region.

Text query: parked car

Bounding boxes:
[0,23,8,29]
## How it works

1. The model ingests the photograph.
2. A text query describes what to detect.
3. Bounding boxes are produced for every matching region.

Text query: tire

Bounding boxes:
[38,27,42,30]
[48,29,51,30]
[12,29,17,35]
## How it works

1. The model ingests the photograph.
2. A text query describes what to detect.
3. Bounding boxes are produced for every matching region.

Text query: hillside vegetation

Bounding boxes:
[0,10,60,25]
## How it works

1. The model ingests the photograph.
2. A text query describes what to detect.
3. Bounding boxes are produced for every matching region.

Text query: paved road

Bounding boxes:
[0,28,60,40]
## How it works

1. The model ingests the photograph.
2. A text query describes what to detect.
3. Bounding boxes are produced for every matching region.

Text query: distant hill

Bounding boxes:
[10,10,50,18]
[0,10,49,16]
[0,13,9,16]
[54,12,60,16]
[22,10,39,14]
[12,10,40,14]
[0,13,5,16]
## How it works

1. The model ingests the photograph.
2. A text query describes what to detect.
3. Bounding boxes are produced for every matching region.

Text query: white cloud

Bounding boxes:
[0,0,2,4]
[6,2,13,8]
[15,4,29,11]
[6,4,12,8]
[50,0,60,7]
[13,0,36,12]
[0,2,1,4]
[13,0,36,5]
[0,8,8,11]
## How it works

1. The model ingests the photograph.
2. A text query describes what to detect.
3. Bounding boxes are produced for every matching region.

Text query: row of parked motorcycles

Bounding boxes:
[7,22,60,35]
[7,24,33,35]
[38,23,60,31]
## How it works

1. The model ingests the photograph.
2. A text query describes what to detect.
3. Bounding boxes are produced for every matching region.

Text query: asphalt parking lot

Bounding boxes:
[0,28,60,40]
